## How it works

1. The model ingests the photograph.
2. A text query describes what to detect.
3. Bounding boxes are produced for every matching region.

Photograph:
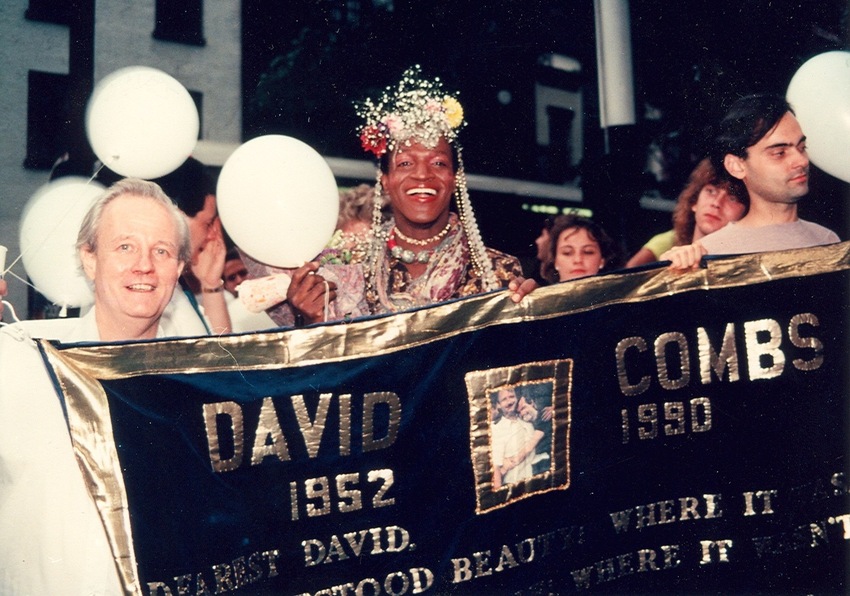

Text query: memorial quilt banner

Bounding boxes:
[40,243,850,595]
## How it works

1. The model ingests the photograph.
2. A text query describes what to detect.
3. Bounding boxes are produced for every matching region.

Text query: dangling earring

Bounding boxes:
[365,168,387,310]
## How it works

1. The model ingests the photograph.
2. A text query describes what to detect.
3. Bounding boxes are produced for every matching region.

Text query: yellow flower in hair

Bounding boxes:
[443,96,464,128]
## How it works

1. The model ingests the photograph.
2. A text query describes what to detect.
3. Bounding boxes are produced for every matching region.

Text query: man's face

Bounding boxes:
[733,111,809,205]
[81,194,184,340]
[497,389,518,417]
[381,137,455,235]
[187,194,218,264]
[223,257,249,296]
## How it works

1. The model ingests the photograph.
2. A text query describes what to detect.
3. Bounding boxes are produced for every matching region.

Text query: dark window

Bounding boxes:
[24,71,70,170]
[24,1,70,25]
[188,89,204,138]
[153,0,205,46]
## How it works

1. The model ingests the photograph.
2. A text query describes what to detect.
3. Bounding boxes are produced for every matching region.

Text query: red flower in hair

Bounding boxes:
[360,126,387,157]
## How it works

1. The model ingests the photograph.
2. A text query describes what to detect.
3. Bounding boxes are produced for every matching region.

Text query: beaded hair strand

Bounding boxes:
[453,149,498,290]
[364,169,388,307]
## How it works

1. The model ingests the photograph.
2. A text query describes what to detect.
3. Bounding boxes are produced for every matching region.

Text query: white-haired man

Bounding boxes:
[0,178,191,593]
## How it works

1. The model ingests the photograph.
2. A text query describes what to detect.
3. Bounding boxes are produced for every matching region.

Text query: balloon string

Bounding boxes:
[0,272,29,325]
[5,270,35,290]
[0,300,21,324]
[322,279,330,322]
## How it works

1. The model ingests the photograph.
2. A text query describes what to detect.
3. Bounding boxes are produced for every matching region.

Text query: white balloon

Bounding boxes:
[19,177,105,308]
[86,66,199,179]
[786,51,850,183]
[217,135,339,267]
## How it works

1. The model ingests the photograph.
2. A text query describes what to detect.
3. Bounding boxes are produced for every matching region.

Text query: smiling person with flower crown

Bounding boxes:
[279,65,536,324]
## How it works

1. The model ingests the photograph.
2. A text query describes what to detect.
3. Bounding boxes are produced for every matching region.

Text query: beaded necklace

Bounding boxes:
[387,235,431,264]
[392,218,452,246]
[387,218,453,263]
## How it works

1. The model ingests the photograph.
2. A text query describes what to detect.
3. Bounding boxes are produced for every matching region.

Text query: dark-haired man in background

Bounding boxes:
[662,94,839,268]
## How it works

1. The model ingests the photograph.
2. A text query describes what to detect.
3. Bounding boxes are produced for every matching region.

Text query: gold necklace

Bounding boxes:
[392,219,452,246]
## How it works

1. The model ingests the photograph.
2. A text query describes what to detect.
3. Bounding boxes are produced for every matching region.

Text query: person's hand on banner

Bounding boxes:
[660,242,708,270]
[508,276,538,303]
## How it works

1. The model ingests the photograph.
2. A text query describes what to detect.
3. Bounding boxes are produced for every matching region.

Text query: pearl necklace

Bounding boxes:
[392,219,452,246]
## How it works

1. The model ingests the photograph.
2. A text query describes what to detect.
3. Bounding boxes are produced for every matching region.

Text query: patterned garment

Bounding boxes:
[240,214,524,325]
[367,215,523,315]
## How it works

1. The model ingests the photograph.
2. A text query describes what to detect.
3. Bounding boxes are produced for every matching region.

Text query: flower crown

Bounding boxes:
[356,65,466,158]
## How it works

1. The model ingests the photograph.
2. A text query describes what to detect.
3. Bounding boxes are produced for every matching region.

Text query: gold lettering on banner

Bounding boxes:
[336,472,363,513]
[339,393,352,456]
[788,313,823,370]
[622,398,713,444]
[368,468,396,508]
[662,402,685,436]
[203,401,244,473]
[752,514,845,556]
[616,337,650,396]
[787,472,847,506]
[569,544,681,589]
[742,489,777,516]
[251,397,290,465]
[305,476,332,517]
[363,392,402,452]
[288,469,395,522]
[203,393,401,473]
[146,549,281,595]
[697,323,740,384]
[302,525,412,566]
[297,568,434,596]
[744,319,784,380]
[616,312,825,396]
[828,513,850,538]
[654,332,690,390]
[450,525,584,584]
[699,539,733,564]
[292,393,332,458]
[609,494,723,533]
[637,404,657,439]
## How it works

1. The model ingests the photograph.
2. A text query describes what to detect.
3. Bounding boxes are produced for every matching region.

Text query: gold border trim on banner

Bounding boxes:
[39,341,142,595]
[40,241,850,381]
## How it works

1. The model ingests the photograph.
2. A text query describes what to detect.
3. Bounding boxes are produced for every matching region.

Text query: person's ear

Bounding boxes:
[80,247,97,282]
[724,154,746,181]
[176,260,186,279]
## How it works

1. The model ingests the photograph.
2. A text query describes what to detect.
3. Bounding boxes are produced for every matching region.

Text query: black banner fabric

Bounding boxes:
[41,244,850,595]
